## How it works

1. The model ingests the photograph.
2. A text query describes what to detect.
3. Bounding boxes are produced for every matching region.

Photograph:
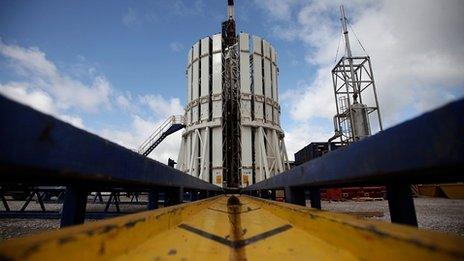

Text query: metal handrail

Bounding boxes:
[137,115,185,154]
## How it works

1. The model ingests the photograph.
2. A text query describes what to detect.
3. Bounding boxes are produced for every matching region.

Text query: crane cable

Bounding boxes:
[348,21,368,56]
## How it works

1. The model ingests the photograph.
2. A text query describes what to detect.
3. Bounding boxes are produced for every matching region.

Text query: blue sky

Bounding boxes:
[1,0,463,162]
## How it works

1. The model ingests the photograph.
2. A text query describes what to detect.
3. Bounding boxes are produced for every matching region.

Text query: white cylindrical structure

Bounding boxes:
[177,33,289,187]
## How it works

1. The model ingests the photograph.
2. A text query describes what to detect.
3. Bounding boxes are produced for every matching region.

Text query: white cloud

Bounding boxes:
[0,40,112,113]
[0,81,86,129]
[139,94,184,119]
[253,0,298,21]
[115,91,137,113]
[169,42,184,53]
[122,8,141,27]
[284,122,333,161]
[58,114,84,128]
[0,40,184,164]
[170,0,204,17]
[0,81,56,114]
[261,0,464,155]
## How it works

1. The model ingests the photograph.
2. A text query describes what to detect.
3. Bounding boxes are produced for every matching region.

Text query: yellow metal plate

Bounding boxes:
[0,195,463,260]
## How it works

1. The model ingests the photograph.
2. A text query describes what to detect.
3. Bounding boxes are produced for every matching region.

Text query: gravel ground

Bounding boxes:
[0,195,149,241]
[322,197,464,236]
[0,197,463,241]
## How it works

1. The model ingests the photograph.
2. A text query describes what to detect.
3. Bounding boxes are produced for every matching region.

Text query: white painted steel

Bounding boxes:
[177,34,289,187]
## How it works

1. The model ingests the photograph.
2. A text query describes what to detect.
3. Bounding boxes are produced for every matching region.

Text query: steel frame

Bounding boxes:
[332,56,383,145]
[222,43,242,188]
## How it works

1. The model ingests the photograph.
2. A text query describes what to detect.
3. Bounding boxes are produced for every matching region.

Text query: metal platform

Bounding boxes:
[138,115,185,157]
[1,195,463,260]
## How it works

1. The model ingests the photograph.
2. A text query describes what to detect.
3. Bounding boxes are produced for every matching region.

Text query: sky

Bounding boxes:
[0,0,463,163]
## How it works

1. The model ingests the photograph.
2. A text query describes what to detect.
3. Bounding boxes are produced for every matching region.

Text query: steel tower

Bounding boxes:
[330,5,383,146]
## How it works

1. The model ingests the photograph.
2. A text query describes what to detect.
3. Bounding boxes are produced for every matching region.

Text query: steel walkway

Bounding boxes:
[1,195,463,260]
[138,115,185,157]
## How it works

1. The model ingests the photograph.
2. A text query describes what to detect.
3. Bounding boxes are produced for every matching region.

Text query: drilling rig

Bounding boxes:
[329,5,383,147]
[221,0,241,188]
[176,0,289,188]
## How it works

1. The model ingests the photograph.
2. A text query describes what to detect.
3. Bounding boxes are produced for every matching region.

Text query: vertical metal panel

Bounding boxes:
[212,34,222,95]
[239,33,250,94]
[186,133,192,175]
[211,127,223,186]
[192,105,199,124]
[241,126,253,186]
[211,34,223,186]
[252,36,264,122]
[200,37,210,123]
[176,137,185,171]
[187,48,193,102]
[271,45,279,125]
[263,40,272,98]
[274,105,280,126]
[187,105,192,126]
[240,33,252,124]
[199,128,209,182]
[263,41,273,123]
[271,46,278,102]
[200,37,210,96]
[241,99,252,122]
[265,129,276,176]
[191,131,199,178]
[192,42,200,123]
[212,34,222,123]
[186,48,193,126]
[252,36,263,95]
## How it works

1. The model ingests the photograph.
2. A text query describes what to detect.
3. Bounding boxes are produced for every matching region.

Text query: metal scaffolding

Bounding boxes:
[331,5,383,146]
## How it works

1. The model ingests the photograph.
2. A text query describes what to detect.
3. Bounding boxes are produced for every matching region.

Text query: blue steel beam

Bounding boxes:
[246,98,464,190]
[0,95,220,191]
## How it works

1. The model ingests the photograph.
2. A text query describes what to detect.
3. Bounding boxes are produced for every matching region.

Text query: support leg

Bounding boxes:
[387,184,418,226]
[165,187,183,206]
[309,187,321,209]
[60,186,87,228]
[148,189,159,210]
[284,186,306,206]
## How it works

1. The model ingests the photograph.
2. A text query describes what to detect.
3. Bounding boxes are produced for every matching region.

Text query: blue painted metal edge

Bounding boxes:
[246,98,464,190]
[0,95,220,191]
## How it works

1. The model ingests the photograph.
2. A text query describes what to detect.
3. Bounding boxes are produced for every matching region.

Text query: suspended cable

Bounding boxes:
[348,21,368,56]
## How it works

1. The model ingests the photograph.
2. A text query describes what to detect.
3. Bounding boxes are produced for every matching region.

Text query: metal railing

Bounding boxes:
[137,115,185,156]
[0,95,218,227]
[244,98,464,226]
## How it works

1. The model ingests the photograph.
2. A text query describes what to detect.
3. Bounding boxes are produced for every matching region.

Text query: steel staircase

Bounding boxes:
[138,115,185,157]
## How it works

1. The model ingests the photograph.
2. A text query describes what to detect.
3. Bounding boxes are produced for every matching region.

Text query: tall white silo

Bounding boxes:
[176,1,289,188]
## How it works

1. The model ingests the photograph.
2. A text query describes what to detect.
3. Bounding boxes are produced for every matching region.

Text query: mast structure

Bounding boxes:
[330,5,383,147]
[221,0,241,188]
[340,5,359,102]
